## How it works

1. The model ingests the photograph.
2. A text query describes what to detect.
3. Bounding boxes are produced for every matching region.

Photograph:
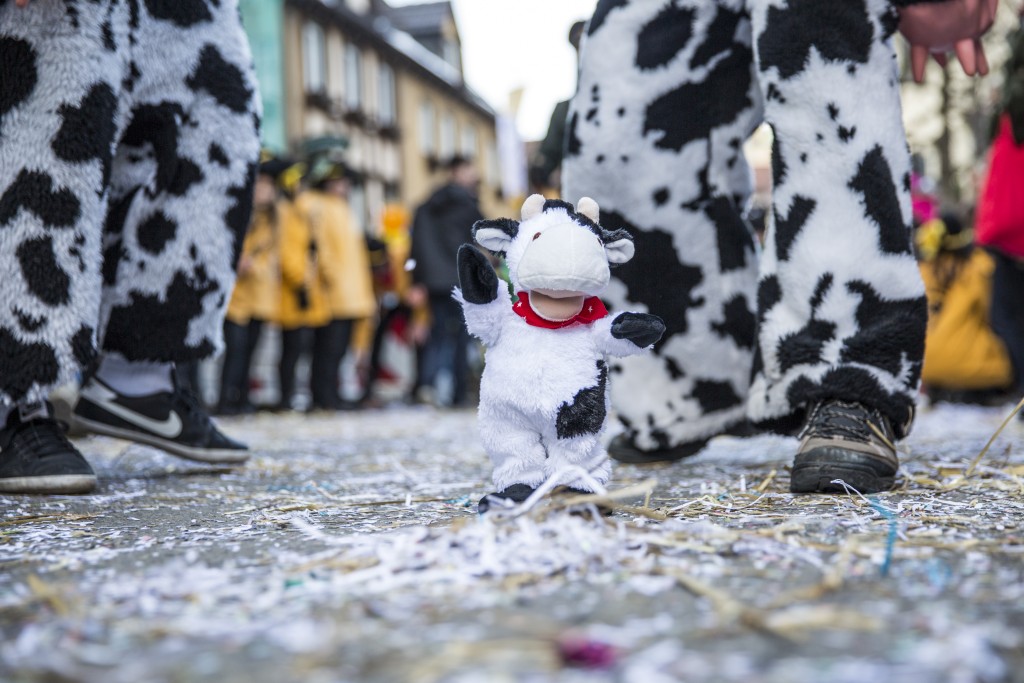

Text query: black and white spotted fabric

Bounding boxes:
[0,0,260,405]
[563,0,928,446]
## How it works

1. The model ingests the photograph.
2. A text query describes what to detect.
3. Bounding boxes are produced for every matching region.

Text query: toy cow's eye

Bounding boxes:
[532,232,541,241]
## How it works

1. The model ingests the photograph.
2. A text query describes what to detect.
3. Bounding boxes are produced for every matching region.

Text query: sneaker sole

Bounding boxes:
[73,416,250,465]
[0,474,97,495]
[790,447,896,494]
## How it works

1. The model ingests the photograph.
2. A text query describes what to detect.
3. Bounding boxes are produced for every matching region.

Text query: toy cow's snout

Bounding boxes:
[518,220,610,296]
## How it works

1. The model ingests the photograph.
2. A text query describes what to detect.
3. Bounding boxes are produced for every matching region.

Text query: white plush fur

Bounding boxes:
[458,198,654,491]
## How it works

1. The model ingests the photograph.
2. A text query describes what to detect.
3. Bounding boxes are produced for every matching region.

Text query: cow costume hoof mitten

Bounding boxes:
[456,195,665,513]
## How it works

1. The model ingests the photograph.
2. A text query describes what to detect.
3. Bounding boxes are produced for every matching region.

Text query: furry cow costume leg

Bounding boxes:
[457,195,664,511]
[563,0,764,456]
[0,1,259,491]
[564,0,927,493]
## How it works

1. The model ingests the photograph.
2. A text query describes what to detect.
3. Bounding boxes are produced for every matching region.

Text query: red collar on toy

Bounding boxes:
[513,291,608,329]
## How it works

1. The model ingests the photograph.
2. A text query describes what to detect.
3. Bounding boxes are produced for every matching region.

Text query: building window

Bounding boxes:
[344,43,362,110]
[419,100,435,155]
[302,21,326,93]
[378,62,396,126]
[439,113,455,159]
[460,124,477,158]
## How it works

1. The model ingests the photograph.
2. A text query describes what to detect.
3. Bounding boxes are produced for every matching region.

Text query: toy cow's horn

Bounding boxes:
[521,193,546,221]
[577,197,599,223]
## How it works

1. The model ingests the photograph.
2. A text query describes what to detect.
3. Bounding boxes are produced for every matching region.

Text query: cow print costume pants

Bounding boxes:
[0,0,260,406]
[563,0,928,448]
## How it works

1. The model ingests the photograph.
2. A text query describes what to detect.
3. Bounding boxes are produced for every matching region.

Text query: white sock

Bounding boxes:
[94,353,174,397]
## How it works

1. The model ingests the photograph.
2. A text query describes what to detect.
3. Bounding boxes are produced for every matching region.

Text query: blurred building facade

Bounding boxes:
[239,0,503,228]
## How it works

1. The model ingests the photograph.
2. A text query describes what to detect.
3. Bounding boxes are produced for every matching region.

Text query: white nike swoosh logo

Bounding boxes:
[80,382,183,439]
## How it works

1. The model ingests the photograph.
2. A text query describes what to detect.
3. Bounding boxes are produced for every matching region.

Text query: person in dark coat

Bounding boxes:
[409,156,484,407]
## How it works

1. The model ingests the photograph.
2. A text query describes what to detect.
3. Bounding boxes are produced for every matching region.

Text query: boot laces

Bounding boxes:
[801,400,893,447]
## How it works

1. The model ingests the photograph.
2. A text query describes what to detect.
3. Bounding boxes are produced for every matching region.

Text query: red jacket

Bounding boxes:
[976,115,1024,260]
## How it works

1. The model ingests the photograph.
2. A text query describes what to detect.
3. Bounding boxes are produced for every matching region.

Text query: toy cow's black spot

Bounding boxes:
[636,4,694,71]
[773,195,816,261]
[653,187,670,206]
[0,38,37,128]
[144,0,213,27]
[121,102,204,198]
[556,361,608,439]
[18,236,71,307]
[0,328,59,402]
[849,146,911,255]
[0,170,81,229]
[644,43,753,151]
[186,44,252,114]
[757,0,874,80]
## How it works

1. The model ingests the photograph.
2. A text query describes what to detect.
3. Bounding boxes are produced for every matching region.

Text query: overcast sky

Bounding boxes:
[391,0,599,141]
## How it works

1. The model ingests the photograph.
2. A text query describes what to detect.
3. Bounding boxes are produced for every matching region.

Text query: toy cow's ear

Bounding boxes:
[472,218,519,255]
[604,230,635,264]
[521,193,546,221]
[576,197,599,223]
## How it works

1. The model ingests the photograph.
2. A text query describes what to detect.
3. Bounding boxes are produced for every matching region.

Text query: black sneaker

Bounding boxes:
[73,376,249,464]
[790,400,899,494]
[0,402,96,494]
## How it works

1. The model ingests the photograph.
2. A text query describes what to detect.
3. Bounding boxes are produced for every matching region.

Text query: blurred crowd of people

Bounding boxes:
[914,11,1024,410]
[209,150,485,415]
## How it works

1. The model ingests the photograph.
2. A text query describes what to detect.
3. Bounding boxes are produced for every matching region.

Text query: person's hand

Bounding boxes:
[899,0,999,83]
[15,0,31,6]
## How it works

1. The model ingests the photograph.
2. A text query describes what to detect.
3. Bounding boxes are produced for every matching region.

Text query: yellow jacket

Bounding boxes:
[921,250,1013,390]
[226,205,281,325]
[278,197,331,330]
[283,190,376,327]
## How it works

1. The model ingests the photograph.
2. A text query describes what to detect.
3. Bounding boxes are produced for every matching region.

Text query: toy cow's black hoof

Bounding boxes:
[458,244,499,305]
[478,483,535,513]
[611,312,666,348]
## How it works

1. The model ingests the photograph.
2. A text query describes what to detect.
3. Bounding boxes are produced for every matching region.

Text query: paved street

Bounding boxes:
[2,402,1023,683]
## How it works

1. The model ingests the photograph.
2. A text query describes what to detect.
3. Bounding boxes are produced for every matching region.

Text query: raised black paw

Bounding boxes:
[610,312,666,348]
[478,483,535,513]
[458,244,499,305]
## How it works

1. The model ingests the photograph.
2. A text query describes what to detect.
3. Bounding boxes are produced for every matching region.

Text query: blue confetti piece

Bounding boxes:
[868,495,897,577]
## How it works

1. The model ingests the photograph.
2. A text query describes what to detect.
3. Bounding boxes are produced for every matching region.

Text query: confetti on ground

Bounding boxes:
[1,402,1023,682]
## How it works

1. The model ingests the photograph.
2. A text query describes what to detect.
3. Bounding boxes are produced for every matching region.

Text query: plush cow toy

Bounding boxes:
[456,194,666,512]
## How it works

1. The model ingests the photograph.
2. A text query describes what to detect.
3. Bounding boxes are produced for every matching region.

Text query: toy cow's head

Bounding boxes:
[472,195,634,303]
